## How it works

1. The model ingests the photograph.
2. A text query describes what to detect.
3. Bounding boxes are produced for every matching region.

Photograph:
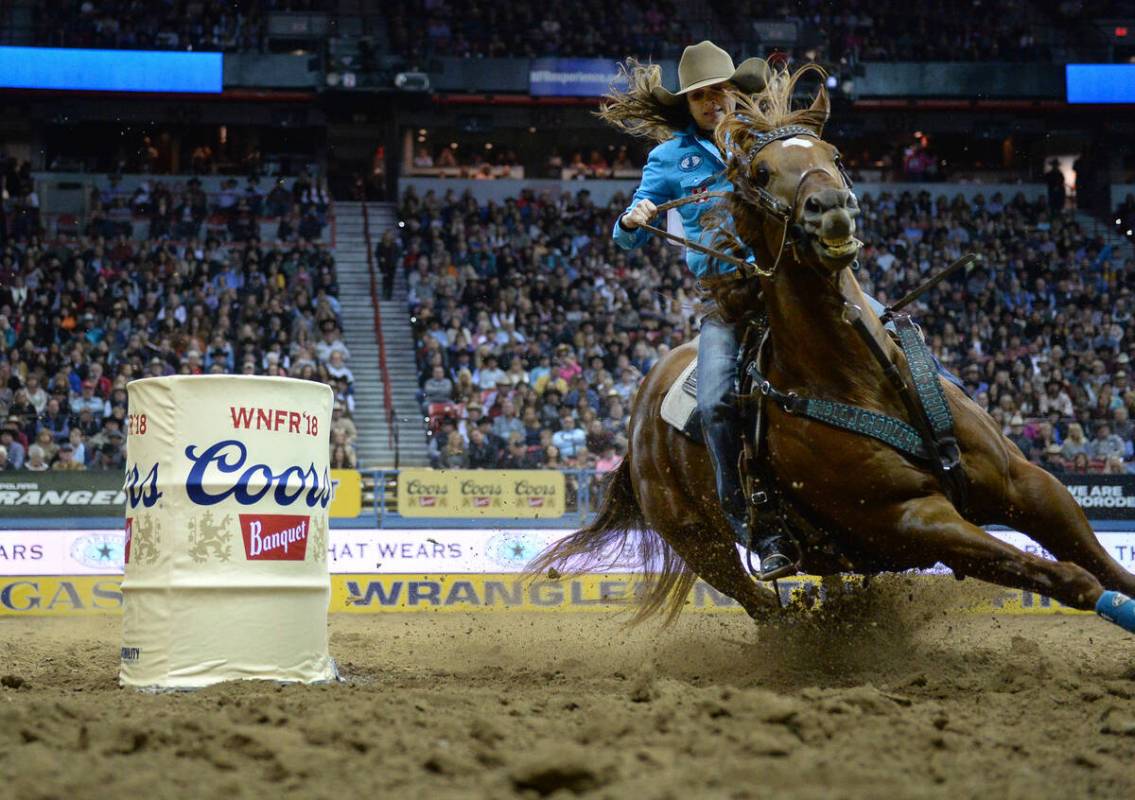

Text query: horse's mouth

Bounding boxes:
[818,236,862,259]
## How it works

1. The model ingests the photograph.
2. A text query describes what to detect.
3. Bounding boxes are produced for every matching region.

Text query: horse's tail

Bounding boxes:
[526,456,696,625]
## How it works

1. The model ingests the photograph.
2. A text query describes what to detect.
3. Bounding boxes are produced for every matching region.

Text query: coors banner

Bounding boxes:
[119,376,337,689]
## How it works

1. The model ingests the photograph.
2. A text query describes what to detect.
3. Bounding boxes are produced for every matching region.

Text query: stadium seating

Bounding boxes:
[0,177,354,471]
[383,0,1062,63]
[396,185,1135,476]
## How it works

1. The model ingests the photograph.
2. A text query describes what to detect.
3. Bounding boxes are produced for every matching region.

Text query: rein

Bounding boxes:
[633,192,763,276]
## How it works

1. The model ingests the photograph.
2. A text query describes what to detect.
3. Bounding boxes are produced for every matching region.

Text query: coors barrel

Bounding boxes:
[119,376,337,688]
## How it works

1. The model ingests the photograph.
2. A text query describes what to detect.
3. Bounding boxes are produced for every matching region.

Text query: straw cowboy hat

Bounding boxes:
[652,41,770,106]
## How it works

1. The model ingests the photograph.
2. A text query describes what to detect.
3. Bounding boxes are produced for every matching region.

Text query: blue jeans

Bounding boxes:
[696,313,739,429]
[697,312,745,525]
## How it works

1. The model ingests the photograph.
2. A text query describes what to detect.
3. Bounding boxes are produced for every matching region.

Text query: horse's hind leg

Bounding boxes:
[999,458,1135,596]
[880,495,1103,610]
[663,524,780,619]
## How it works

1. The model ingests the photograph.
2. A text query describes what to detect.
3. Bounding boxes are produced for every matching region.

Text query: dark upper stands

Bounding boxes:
[32,0,279,52]
[383,0,1073,63]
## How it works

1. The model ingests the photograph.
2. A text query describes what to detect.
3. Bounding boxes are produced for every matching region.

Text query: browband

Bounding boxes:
[750,125,820,155]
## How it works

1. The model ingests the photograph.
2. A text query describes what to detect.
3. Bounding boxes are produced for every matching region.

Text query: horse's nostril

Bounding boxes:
[806,197,821,213]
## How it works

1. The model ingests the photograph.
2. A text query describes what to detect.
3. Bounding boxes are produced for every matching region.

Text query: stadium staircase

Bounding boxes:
[334,202,429,469]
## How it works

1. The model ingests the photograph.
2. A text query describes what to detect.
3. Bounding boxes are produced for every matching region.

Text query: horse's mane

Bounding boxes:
[715,62,829,150]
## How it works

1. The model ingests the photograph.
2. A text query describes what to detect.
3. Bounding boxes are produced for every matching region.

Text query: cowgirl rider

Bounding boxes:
[608,41,795,580]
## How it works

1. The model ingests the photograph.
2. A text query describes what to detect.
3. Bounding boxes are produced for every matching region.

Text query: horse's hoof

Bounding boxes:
[1096,591,1135,633]
[758,554,797,582]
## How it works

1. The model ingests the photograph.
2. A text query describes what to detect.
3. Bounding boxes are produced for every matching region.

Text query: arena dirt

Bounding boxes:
[3,578,1135,799]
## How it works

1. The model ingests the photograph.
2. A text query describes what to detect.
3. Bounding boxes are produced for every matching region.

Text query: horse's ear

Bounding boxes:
[798,86,830,137]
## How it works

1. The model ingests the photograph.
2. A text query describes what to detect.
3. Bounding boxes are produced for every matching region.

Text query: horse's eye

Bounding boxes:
[754,164,771,188]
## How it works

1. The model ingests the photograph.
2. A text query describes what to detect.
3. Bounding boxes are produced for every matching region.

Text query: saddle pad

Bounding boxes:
[661,356,704,443]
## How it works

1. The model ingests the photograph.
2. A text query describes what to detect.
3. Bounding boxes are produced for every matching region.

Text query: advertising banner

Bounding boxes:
[0,472,126,518]
[0,528,573,575]
[1059,475,1135,520]
[0,573,1092,617]
[329,469,362,517]
[529,58,623,97]
[7,527,1135,578]
[397,469,565,518]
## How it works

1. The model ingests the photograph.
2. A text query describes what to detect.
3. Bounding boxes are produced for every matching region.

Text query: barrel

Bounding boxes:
[119,375,337,688]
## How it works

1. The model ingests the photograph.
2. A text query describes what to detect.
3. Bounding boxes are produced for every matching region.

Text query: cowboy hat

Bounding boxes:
[652,41,770,106]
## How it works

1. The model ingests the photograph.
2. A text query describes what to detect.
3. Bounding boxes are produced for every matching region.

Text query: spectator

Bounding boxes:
[38,398,71,444]
[1061,423,1090,461]
[467,427,498,469]
[72,380,105,419]
[325,351,355,385]
[330,444,357,470]
[500,433,535,469]
[0,421,26,469]
[1088,423,1126,462]
[1006,414,1031,454]
[92,442,125,472]
[24,445,48,472]
[315,322,350,363]
[423,365,455,405]
[52,443,85,471]
[439,431,469,469]
[0,445,11,472]
[492,400,524,443]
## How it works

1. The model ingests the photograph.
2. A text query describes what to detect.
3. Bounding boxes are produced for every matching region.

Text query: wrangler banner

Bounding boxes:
[0,472,126,517]
[0,573,1094,617]
[396,469,565,518]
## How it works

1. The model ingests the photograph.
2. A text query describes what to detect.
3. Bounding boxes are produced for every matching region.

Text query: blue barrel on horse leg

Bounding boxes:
[1096,591,1135,633]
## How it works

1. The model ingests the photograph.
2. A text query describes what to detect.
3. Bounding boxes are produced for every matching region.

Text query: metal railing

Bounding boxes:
[360,202,400,467]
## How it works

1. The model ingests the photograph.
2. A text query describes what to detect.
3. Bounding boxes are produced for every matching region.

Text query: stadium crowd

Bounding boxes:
[385,0,1060,64]
[30,1,330,52]
[83,172,332,244]
[29,0,1079,66]
[0,196,357,472]
[395,184,1135,477]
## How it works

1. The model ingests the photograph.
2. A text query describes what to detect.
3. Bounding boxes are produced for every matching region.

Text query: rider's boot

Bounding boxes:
[704,413,797,581]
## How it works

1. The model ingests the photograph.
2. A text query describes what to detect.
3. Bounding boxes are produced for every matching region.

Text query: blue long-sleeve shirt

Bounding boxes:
[612,124,747,278]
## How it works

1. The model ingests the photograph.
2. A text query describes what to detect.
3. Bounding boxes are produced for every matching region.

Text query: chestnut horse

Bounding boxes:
[531,66,1135,630]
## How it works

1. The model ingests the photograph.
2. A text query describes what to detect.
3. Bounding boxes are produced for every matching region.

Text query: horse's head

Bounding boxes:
[717,66,861,276]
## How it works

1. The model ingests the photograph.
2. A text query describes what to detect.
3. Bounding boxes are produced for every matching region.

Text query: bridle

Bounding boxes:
[634,124,857,280]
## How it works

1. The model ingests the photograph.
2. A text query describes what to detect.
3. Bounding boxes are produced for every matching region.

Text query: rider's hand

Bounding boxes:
[620,199,657,230]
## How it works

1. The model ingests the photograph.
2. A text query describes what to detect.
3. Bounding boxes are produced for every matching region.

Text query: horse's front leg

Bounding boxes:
[875,494,1103,610]
[995,455,1135,597]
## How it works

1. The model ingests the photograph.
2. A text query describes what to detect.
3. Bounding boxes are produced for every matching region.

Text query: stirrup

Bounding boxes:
[745,542,798,582]
[757,553,797,582]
